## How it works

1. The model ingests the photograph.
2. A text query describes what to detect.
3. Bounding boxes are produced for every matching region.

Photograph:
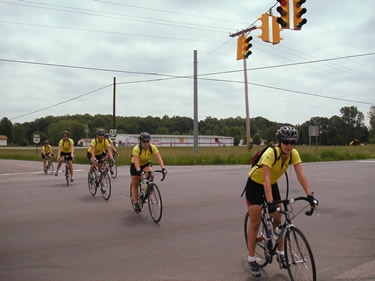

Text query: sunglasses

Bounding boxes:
[142,140,150,143]
[97,134,105,136]
[281,140,296,145]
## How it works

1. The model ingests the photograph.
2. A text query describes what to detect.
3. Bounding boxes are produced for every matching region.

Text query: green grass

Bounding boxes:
[1,145,374,165]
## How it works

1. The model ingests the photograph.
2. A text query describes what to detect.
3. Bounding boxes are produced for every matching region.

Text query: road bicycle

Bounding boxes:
[130,170,165,223]
[244,196,318,281]
[88,160,111,201]
[62,155,73,186]
[45,154,54,175]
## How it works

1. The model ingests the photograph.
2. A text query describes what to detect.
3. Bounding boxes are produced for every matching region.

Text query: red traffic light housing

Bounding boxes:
[276,0,290,29]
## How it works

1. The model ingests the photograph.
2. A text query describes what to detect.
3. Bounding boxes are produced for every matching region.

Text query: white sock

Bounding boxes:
[248,256,256,262]
[276,250,285,256]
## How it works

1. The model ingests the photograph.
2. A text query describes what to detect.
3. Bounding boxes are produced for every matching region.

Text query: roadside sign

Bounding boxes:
[109,129,117,137]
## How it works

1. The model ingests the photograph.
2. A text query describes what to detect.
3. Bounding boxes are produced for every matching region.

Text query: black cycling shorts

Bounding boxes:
[245,177,281,206]
[130,162,152,176]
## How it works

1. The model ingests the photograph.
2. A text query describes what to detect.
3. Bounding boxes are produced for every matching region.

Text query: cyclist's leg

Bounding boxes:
[42,154,47,171]
[247,204,262,257]
[55,153,63,175]
[143,163,153,181]
[131,175,140,203]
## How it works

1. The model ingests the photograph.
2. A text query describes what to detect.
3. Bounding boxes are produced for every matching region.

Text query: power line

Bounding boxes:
[6,53,373,121]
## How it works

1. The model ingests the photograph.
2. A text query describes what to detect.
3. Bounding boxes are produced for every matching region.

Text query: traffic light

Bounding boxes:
[258,13,269,43]
[272,16,283,44]
[236,34,253,60]
[293,0,307,29]
[276,0,290,29]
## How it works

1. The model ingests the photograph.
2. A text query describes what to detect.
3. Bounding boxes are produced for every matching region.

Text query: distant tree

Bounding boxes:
[252,134,261,145]
[368,105,375,143]
[340,106,367,144]
[0,117,13,144]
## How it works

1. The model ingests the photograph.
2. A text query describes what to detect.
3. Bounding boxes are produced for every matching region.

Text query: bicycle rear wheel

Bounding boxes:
[244,212,268,267]
[47,161,54,175]
[284,226,316,281]
[88,172,97,196]
[148,183,162,223]
[100,173,111,201]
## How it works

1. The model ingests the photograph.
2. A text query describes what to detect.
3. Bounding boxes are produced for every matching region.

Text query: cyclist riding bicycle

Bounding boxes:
[130,132,167,213]
[244,125,318,277]
[87,129,114,178]
[55,130,75,182]
[41,140,54,174]
[103,133,118,158]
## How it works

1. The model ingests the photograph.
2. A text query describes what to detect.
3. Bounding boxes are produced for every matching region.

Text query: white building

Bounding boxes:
[115,134,234,147]
[0,135,8,146]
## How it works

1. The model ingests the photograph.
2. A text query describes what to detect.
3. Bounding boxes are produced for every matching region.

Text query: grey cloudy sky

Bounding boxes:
[1,0,374,126]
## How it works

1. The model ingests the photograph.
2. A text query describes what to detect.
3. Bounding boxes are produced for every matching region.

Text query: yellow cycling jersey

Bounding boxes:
[131,143,159,166]
[58,138,74,153]
[87,138,110,155]
[41,145,52,154]
[248,146,301,185]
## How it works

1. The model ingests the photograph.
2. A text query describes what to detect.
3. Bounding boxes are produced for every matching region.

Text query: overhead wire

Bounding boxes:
[2,0,374,121]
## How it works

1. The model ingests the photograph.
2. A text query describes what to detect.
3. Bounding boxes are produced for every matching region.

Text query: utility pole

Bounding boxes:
[193,50,198,154]
[230,26,256,150]
[113,77,116,129]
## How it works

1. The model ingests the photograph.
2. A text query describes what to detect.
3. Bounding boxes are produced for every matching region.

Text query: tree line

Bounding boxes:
[1,105,374,146]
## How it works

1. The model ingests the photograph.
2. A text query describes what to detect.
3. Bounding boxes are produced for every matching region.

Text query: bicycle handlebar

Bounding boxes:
[273,196,318,216]
[141,170,166,181]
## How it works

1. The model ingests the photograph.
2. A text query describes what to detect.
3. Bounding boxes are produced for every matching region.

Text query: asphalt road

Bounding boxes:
[0,159,375,281]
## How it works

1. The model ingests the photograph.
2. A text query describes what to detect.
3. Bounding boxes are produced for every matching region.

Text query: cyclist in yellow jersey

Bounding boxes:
[87,129,113,177]
[41,140,54,174]
[130,132,167,213]
[55,130,75,181]
[103,133,118,157]
[244,126,318,278]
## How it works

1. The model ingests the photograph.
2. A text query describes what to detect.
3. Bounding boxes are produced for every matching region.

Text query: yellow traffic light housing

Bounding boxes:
[293,0,307,29]
[276,0,290,29]
[258,14,269,43]
[236,35,253,60]
[272,16,283,44]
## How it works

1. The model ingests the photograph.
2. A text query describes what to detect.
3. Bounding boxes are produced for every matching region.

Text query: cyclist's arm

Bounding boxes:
[133,154,141,171]
[106,145,113,160]
[70,141,74,156]
[154,152,165,170]
[293,163,313,196]
[90,146,96,163]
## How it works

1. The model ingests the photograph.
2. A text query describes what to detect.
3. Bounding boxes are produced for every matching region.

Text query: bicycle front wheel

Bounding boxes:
[100,173,111,201]
[284,226,316,281]
[109,162,117,179]
[65,166,69,187]
[47,162,54,175]
[88,173,97,196]
[244,212,268,268]
[148,183,162,223]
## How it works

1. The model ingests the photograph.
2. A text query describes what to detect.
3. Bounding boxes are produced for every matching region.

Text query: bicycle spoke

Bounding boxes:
[285,227,316,281]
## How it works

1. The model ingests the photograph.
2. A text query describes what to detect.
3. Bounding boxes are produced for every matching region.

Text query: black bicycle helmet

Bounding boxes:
[139,132,151,142]
[44,140,49,145]
[96,128,105,136]
[104,133,110,138]
[276,126,299,141]
[62,130,70,136]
